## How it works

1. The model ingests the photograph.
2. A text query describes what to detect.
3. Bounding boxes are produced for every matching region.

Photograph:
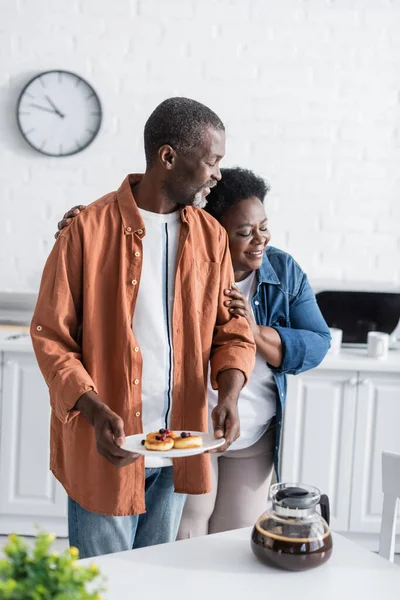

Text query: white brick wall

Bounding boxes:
[1,0,400,292]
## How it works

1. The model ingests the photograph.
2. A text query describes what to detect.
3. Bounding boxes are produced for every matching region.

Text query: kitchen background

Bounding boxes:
[1,0,400,556]
[1,0,400,291]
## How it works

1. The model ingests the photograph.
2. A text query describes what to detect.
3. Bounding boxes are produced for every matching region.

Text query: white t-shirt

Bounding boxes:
[132,208,180,467]
[208,271,277,451]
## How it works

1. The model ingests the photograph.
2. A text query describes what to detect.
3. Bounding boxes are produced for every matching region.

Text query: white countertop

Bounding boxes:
[318,347,400,373]
[1,335,400,373]
[82,527,400,599]
[0,333,32,352]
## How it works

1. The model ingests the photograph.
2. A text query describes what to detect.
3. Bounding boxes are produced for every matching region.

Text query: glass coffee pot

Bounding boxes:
[251,483,333,571]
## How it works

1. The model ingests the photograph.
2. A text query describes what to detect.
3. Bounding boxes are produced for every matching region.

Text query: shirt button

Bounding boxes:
[254,300,260,306]
[126,226,132,233]
[134,347,139,352]
[137,229,143,235]
[135,411,141,417]
[134,251,140,257]
[134,379,139,385]
[36,325,42,331]
[131,279,137,285]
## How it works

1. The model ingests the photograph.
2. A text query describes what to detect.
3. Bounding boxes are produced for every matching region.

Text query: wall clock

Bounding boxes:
[16,70,102,157]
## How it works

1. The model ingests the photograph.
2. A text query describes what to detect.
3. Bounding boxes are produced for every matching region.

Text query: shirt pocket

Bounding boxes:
[194,260,219,315]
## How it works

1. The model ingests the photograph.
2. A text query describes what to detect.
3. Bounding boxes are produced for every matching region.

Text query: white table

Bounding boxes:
[83,528,400,599]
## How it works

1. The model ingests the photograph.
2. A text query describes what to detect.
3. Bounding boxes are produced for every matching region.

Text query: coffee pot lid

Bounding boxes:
[275,486,320,510]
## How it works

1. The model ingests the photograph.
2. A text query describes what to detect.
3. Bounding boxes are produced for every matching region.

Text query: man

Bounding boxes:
[31,97,255,559]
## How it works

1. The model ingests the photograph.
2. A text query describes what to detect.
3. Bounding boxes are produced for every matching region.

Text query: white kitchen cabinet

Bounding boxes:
[281,363,400,550]
[350,372,400,534]
[0,340,399,543]
[281,369,357,531]
[0,351,68,536]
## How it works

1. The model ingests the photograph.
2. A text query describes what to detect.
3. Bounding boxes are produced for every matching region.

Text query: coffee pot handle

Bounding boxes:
[319,494,330,525]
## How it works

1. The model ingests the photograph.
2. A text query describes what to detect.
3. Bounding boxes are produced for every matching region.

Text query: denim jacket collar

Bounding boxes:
[256,251,281,286]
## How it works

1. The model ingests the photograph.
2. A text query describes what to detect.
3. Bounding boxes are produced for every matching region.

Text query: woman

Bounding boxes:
[57,167,331,537]
[177,168,331,538]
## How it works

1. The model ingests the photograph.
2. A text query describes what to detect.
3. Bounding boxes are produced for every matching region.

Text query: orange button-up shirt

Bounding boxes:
[31,175,255,516]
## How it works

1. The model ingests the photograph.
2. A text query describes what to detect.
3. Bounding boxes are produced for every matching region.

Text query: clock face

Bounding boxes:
[17,70,102,157]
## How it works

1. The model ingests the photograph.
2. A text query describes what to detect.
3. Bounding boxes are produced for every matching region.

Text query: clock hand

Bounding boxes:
[29,103,60,115]
[44,95,65,118]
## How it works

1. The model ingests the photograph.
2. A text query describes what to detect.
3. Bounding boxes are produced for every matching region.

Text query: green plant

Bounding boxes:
[0,532,106,599]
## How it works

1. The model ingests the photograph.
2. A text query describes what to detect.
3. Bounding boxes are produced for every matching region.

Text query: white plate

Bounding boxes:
[121,431,225,458]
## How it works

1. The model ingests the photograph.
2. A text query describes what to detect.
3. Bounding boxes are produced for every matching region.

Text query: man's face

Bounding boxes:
[162,127,225,207]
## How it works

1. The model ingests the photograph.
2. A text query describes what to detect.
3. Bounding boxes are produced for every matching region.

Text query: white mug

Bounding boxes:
[329,328,343,354]
[367,331,389,359]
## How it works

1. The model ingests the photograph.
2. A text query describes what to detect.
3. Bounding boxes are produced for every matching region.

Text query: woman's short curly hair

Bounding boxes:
[204,167,270,220]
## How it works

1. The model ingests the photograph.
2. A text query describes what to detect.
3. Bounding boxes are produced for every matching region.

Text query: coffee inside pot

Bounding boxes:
[251,483,333,571]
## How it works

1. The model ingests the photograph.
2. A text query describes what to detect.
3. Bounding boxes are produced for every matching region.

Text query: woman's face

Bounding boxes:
[220,196,271,280]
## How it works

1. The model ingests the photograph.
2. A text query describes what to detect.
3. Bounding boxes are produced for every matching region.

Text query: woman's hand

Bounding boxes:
[224,285,259,337]
[225,284,283,367]
[55,205,87,239]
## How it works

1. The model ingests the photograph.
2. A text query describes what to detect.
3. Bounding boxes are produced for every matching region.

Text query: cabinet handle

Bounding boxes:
[347,377,358,386]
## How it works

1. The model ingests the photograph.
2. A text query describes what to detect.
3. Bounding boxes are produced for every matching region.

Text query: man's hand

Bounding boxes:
[75,391,140,467]
[210,368,244,453]
[55,205,87,239]
[211,401,240,453]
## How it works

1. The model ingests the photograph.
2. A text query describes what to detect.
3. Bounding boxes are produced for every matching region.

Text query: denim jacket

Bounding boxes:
[251,246,331,478]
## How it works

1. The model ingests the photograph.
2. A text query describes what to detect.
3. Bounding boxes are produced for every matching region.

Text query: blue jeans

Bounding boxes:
[68,467,186,559]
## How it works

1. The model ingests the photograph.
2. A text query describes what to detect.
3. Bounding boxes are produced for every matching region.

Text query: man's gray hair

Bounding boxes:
[144,97,224,167]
